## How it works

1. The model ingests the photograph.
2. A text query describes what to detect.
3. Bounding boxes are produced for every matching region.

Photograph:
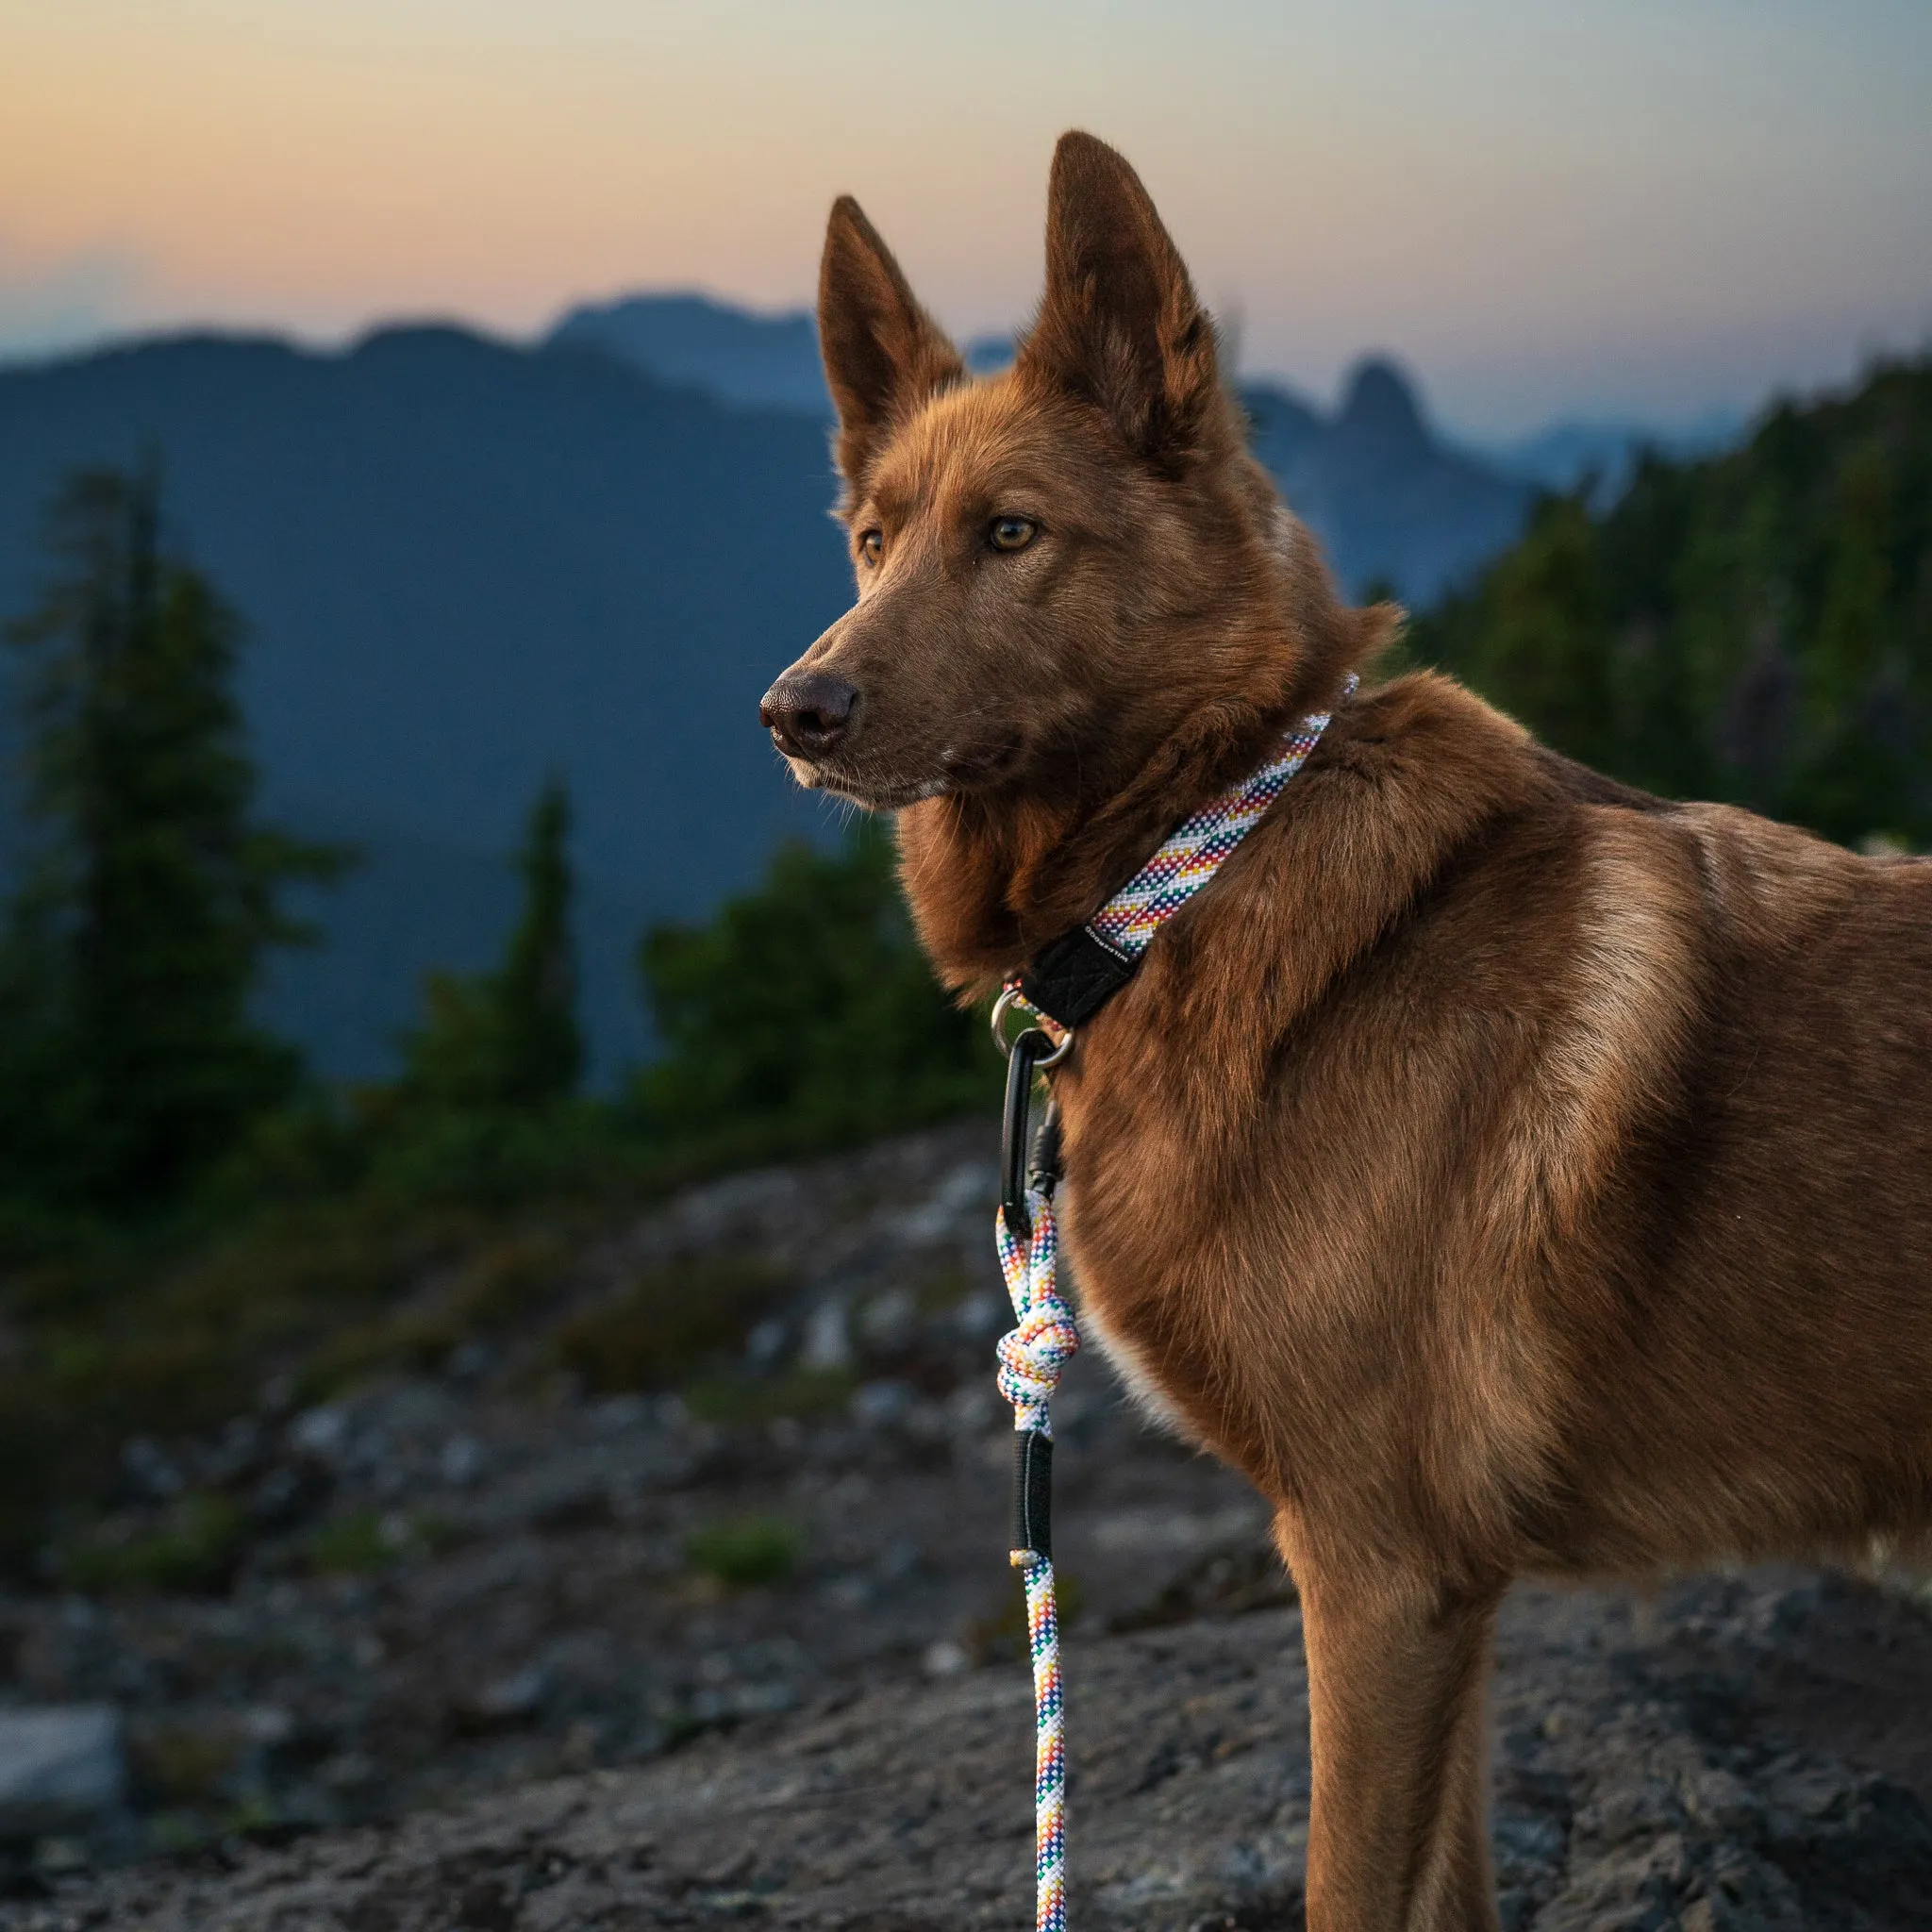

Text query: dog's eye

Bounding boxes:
[858,528,883,565]
[989,516,1038,554]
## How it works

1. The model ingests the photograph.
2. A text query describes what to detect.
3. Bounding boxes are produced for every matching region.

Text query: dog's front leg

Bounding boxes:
[1292,1546,1503,1932]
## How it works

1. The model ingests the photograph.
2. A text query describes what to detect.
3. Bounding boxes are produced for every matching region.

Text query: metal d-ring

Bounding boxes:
[991,988,1074,1067]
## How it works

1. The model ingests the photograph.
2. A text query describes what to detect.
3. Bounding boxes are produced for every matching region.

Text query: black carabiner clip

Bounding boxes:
[1001,1027,1054,1241]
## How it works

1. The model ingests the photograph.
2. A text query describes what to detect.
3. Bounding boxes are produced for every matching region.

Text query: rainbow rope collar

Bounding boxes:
[1014,676,1355,1035]
[991,677,1351,1932]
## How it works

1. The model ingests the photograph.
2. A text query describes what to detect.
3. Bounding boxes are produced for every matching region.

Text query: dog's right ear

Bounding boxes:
[818,196,964,492]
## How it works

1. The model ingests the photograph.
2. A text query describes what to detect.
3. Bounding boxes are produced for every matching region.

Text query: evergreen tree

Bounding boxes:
[0,464,343,1211]
[1410,358,1932,847]
[632,822,990,1154]
[495,780,583,1106]
[398,776,583,1111]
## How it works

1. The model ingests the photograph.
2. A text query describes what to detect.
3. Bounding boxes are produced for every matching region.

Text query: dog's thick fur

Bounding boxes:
[761,132,1932,1930]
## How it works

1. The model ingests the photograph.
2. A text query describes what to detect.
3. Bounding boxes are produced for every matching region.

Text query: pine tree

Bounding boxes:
[398,776,583,1111]
[1409,358,1932,847]
[0,464,344,1211]
[495,779,583,1106]
[632,821,989,1154]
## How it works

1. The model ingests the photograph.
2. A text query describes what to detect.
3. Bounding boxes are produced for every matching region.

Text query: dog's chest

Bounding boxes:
[1053,1134,1293,1482]
[1067,1275,1197,1440]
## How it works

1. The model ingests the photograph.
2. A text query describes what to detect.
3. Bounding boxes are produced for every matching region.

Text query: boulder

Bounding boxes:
[0,1706,125,1837]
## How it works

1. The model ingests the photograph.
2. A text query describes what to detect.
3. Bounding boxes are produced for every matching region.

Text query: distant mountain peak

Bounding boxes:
[963,334,1015,375]
[546,291,826,415]
[1337,357,1429,448]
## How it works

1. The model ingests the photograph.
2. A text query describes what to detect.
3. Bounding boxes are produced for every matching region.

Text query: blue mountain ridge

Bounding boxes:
[549,293,1746,553]
[0,325,849,1082]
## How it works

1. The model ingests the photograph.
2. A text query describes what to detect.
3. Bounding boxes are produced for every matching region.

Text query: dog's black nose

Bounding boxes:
[760,671,858,758]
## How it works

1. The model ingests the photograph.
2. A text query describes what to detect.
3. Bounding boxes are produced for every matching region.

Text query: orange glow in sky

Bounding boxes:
[4,0,1930,434]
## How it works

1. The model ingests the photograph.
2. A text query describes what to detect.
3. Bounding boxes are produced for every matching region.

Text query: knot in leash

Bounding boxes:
[997,1191,1078,1435]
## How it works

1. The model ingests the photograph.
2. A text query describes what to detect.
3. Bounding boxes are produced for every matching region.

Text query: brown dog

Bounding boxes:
[760,130,1932,1931]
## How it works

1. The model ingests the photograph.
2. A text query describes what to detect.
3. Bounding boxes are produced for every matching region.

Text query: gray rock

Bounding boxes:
[800,1298,850,1371]
[858,1287,916,1349]
[437,1433,488,1487]
[0,1707,125,1837]
[850,1378,914,1428]
[467,1667,549,1727]
[286,1404,349,1462]
[742,1317,789,1374]
[117,1439,182,1504]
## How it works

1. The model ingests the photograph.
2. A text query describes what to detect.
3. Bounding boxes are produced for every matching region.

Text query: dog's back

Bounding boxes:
[1055,670,1932,1584]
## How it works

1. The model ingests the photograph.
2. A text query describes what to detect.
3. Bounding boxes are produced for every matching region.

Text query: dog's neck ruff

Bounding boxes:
[1015,675,1356,1032]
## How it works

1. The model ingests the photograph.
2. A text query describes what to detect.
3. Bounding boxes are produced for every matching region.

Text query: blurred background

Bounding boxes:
[0,0,1927,1883]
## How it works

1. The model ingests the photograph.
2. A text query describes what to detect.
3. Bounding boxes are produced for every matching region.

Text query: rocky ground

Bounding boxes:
[13,1571,1932,1930]
[4,1124,1932,1927]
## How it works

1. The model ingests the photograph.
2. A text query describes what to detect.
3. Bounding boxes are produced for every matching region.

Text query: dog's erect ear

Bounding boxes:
[818,196,964,491]
[1022,131,1222,469]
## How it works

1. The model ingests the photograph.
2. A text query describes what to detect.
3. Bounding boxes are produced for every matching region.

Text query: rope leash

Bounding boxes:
[997,1174,1074,1932]
[988,680,1352,1928]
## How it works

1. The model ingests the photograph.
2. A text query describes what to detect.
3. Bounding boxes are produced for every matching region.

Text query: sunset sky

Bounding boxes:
[4,0,1929,437]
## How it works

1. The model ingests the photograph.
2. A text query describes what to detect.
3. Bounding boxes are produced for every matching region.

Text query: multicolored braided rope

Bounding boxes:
[990,678,1350,1929]
[1088,675,1355,959]
[997,1185,1077,1932]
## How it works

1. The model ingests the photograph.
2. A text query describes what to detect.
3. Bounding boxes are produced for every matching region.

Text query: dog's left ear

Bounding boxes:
[819,195,964,491]
[1022,131,1224,471]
